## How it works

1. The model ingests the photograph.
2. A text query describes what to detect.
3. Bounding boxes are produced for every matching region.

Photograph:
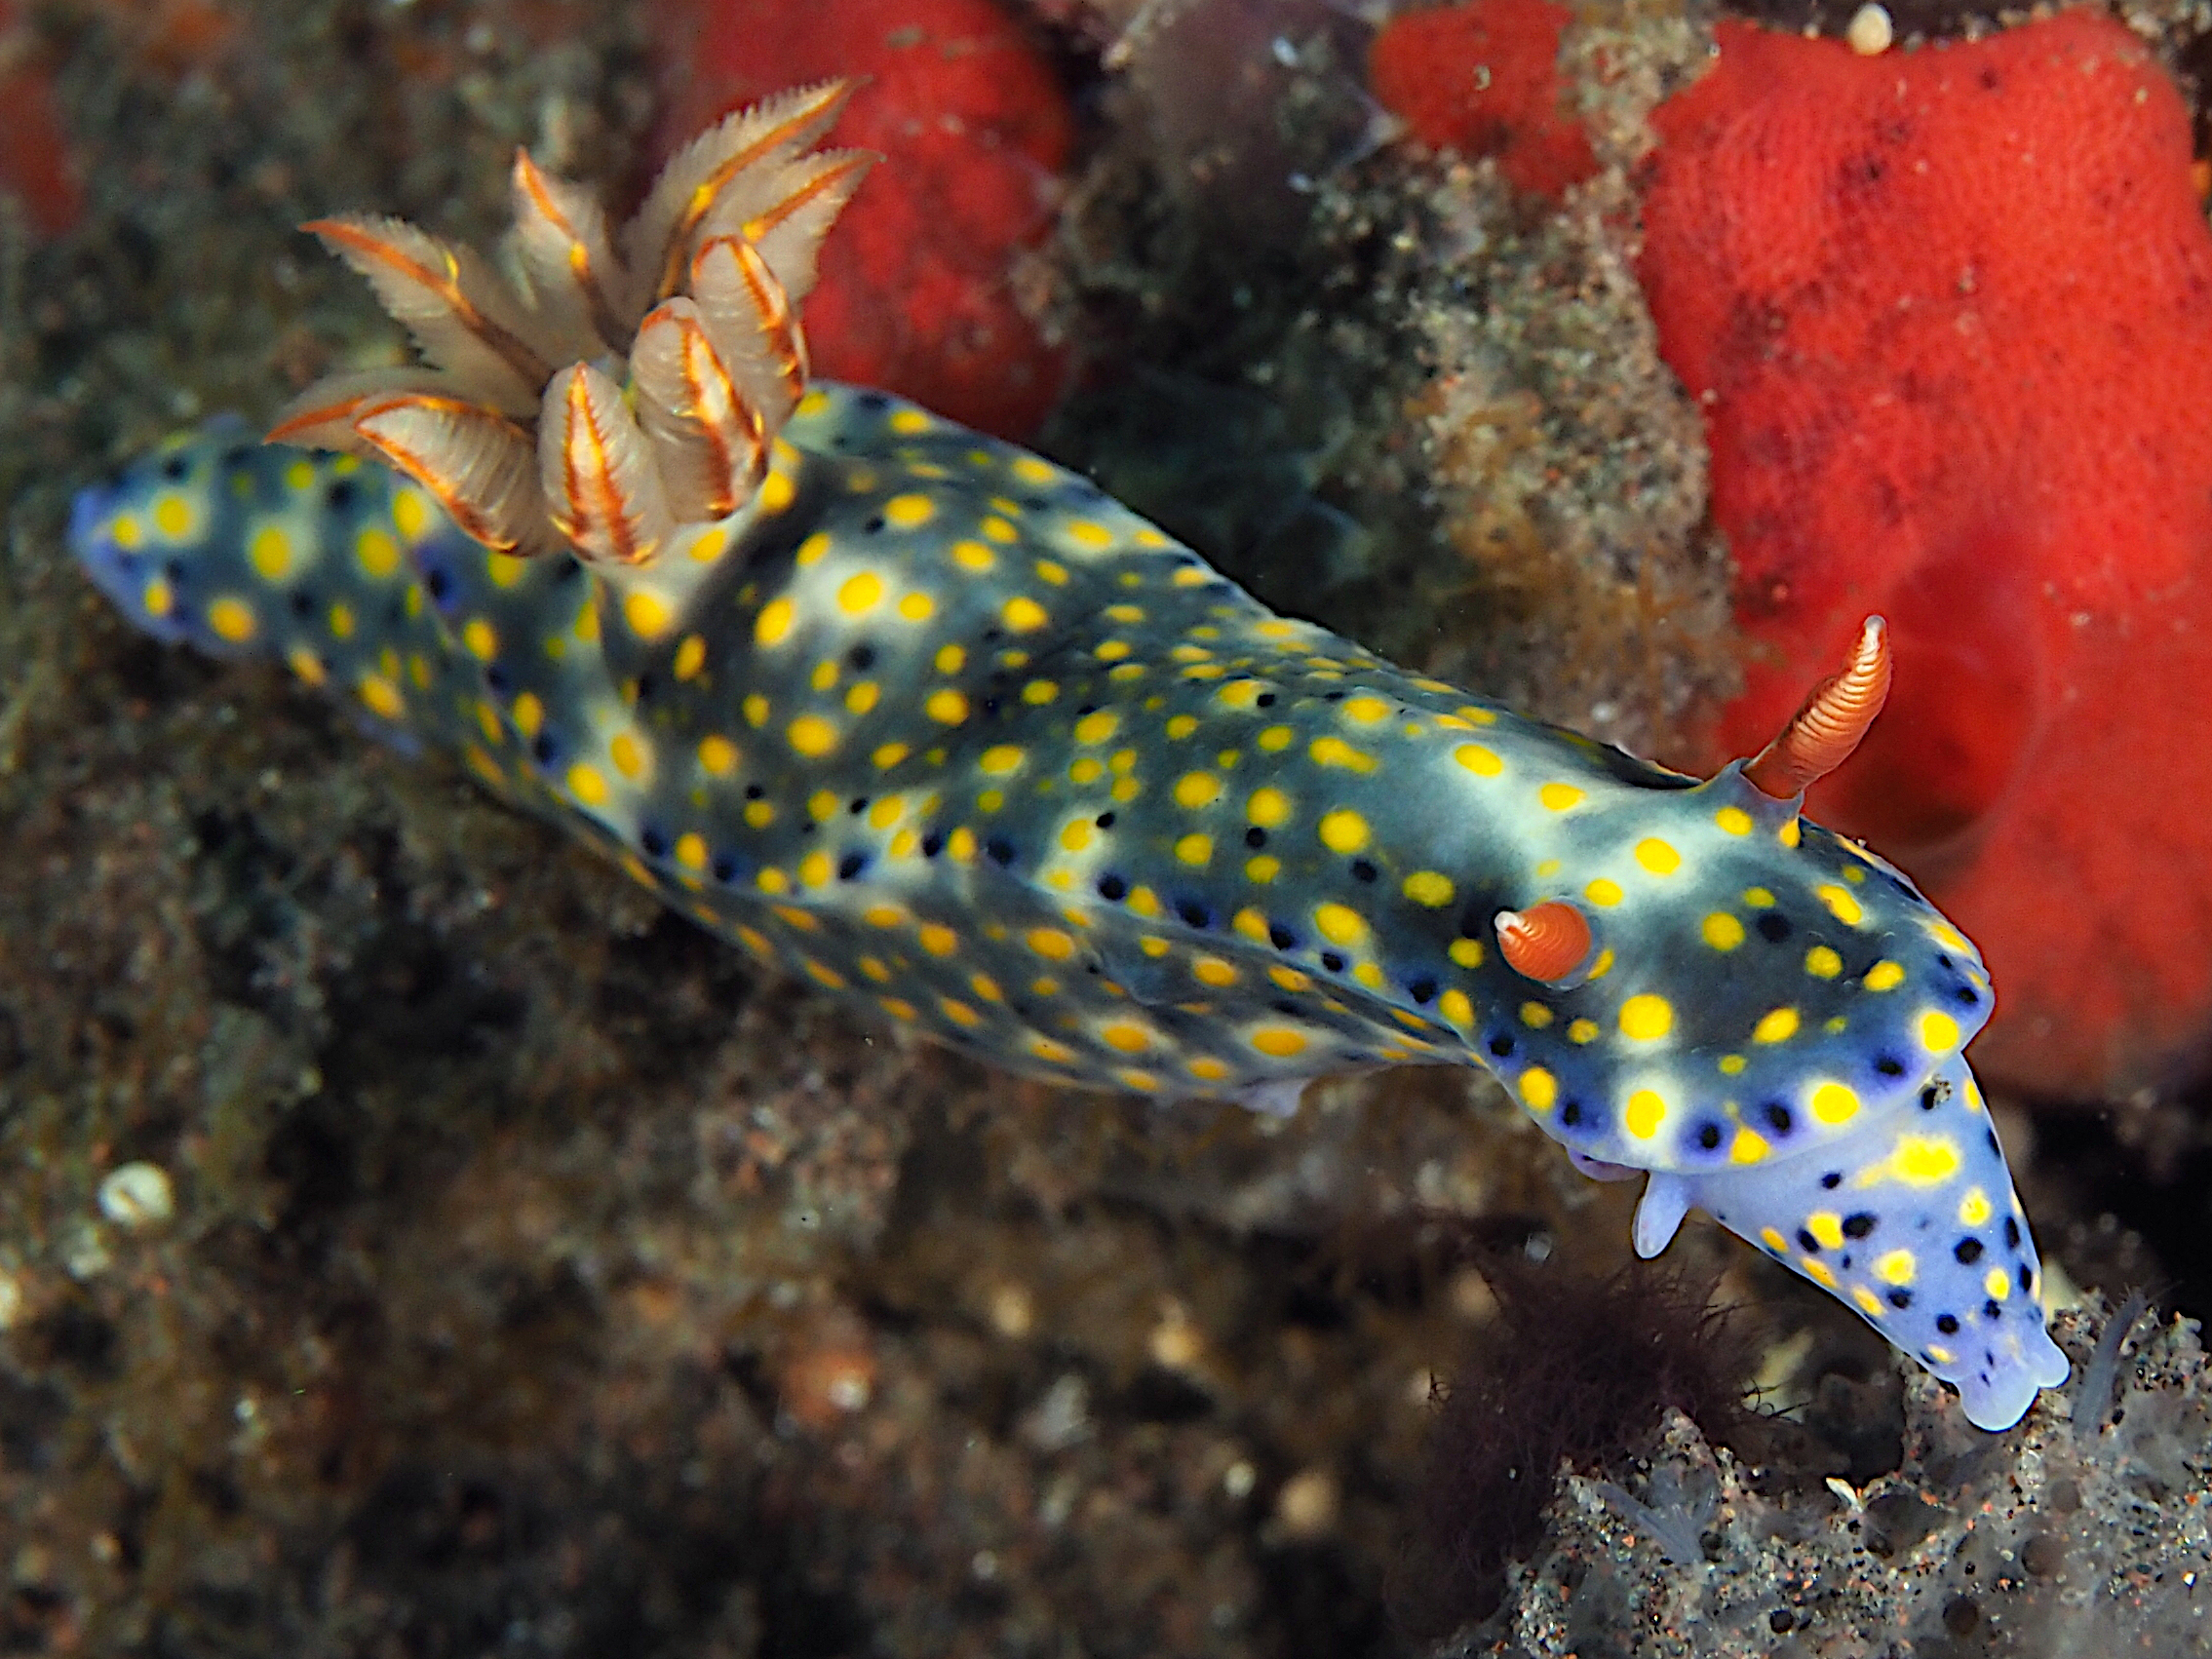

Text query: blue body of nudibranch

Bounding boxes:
[69,385,2071,1428]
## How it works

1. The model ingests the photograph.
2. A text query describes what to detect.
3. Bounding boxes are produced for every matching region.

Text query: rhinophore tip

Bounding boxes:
[1743,615,1892,800]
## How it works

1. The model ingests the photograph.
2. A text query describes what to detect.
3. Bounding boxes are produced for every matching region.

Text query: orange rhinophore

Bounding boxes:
[1742,616,1891,802]
[1494,900,1592,983]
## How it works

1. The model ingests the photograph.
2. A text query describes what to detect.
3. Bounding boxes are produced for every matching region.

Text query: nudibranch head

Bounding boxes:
[1688,1050,2068,1430]
[1463,618,1977,1175]
[1456,621,2060,1425]
[1468,749,1994,1184]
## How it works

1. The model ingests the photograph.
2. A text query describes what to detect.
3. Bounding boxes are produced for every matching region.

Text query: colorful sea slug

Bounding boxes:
[66,84,2068,1429]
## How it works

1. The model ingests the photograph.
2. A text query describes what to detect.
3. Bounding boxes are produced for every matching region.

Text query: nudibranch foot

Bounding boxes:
[1632,1174,1693,1259]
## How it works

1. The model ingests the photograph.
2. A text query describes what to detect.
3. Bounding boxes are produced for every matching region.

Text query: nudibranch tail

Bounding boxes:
[67,85,2068,1432]
[1743,614,1893,800]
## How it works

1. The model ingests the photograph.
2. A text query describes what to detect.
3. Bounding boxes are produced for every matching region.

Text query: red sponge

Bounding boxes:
[650,0,1073,439]
[1367,0,1597,198]
[1641,14,2212,1097]
[0,0,81,235]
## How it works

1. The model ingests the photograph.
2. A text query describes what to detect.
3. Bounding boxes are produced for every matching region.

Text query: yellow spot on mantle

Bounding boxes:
[1753,1007,1799,1044]
[1028,928,1076,961]
[1313,903,1367,946]
[1811,1082,1859,1125]
[1886,1135,1961,1186]
[1729,1128,1769,1165]
[1309,736,1376,773]
[248,523,292,580]
[1318,809,1370,854]
[358,672,405,721]
[207,597,256,643]
[788,714,838,756]
[564,761,608,806]
[1403,870,1455,907]
[624,590,673,637]
[755,597,796,645]
[883,492,934,528]
[1176,772,1222,809]
[1102,1021,1152,1053]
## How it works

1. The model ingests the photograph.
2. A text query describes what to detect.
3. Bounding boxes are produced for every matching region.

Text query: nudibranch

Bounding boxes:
[67,83,2069,1429]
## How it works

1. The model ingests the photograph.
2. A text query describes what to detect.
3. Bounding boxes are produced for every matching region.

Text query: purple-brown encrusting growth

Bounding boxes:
[1390,1254,1763,1642]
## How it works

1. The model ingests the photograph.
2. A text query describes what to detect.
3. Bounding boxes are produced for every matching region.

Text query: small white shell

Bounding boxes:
[1847,5,1894,57]
[98,1161,175,1229]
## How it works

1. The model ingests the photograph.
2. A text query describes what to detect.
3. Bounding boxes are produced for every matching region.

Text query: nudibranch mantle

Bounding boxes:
[65,84,2067,1431]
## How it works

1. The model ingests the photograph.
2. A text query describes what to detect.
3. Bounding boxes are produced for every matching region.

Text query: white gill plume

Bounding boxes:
[270,81,873,638]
